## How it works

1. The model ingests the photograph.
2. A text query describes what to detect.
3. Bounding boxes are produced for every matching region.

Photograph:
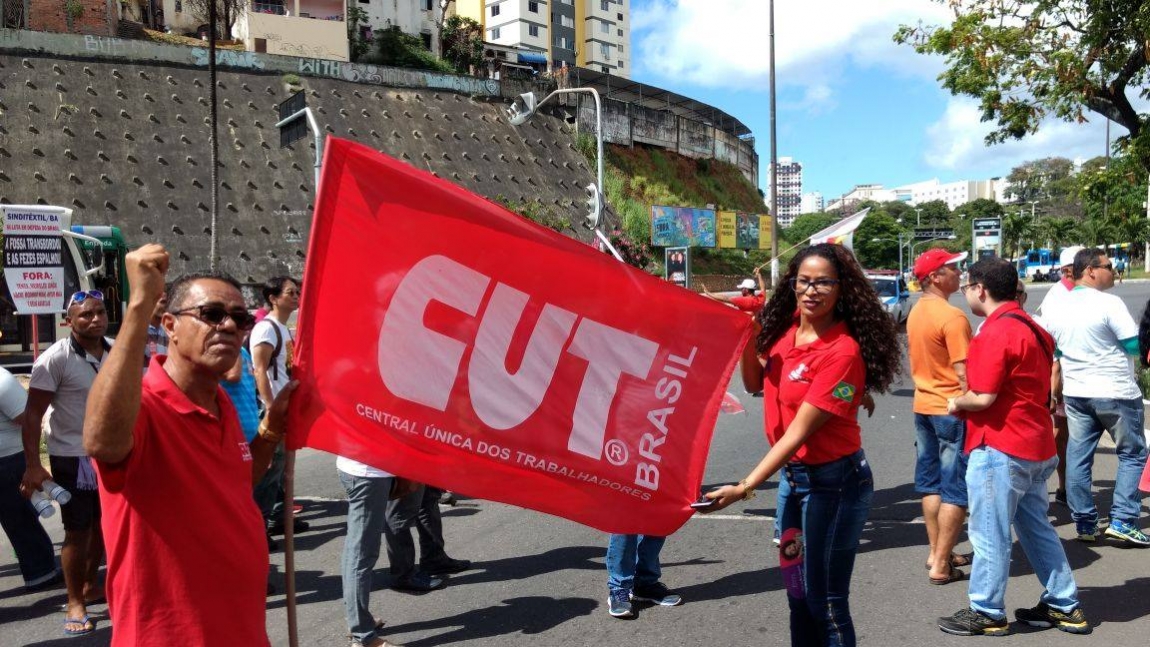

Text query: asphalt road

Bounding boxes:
[4,281,1150,646]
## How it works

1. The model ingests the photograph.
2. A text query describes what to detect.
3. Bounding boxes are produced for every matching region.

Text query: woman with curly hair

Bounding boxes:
[703,243,901,647]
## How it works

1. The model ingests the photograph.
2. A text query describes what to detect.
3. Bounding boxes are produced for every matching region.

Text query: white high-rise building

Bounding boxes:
[770,157,803,227]
[800,192,824,215]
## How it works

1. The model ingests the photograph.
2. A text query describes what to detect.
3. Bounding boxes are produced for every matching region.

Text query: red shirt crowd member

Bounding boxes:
[702,271,767,313]
[703,244,901,647]
[83,244,296,647]
[939,257,1087,637]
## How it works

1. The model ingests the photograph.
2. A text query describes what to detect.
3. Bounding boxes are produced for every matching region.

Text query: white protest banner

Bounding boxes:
[2,205,70,314]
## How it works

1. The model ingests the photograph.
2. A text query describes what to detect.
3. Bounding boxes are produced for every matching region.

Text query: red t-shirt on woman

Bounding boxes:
[762,321,866,464]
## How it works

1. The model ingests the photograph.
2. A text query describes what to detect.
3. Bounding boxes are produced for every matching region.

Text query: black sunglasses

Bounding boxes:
[173,305,257,331]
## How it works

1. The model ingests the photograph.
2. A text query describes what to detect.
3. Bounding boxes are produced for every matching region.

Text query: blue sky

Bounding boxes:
[629,0,1111,204]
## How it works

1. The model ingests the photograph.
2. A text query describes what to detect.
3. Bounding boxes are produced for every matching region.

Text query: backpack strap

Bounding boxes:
[1002,312,1052,361]
[269,321,283,381]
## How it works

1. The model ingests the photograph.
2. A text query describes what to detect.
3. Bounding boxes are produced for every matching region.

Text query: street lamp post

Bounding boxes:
[911,235,957,258]
[870,233,906,283]
[507,88,623,262]
[915,207,923,227]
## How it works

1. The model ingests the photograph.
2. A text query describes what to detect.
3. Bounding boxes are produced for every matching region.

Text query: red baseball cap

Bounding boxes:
[914,248,968,281]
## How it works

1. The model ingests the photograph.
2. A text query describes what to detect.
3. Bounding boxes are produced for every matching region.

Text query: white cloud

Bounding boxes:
[632,0,951,95]
[924,96,1114,176]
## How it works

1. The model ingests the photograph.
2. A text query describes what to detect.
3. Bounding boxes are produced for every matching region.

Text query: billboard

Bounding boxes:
[651,206,716,248]
[716,211,767,250]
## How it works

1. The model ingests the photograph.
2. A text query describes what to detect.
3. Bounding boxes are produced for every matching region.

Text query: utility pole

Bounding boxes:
[768,0,779,285]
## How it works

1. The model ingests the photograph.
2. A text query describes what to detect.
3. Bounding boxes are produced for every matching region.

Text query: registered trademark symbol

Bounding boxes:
[604,439,628,466]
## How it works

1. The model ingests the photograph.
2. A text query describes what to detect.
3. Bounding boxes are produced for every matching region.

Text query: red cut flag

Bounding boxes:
[290,137,753,535]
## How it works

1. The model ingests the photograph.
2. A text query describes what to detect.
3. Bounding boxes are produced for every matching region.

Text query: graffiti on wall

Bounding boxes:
[298,59,499,96]
[190,47,265,70]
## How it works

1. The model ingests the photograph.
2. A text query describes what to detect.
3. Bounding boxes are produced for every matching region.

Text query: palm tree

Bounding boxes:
[1037,217,1078,249]
[1075,217,1115,248]
[1000,212,1035,260]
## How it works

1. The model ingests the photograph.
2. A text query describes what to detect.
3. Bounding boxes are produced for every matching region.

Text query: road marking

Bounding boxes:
[690,513,774,522]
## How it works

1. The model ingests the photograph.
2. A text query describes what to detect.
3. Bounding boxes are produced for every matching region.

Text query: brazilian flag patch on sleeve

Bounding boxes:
[832,381,856,403]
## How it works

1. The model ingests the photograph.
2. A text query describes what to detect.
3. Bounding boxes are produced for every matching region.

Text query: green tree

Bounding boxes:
[1076,217,1115,247]
[1037,217,1079,249]
[346,6,371,62]
[895,1,1150,173]
[953,198,1004,221]
[440,15,484,74]
[783,213,837,245]
[854,212,905,269]
[1000,212,1037,260]
[916,199,951,225]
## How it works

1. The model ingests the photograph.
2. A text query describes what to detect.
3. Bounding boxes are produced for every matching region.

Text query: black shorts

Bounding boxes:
[48,455,101,532]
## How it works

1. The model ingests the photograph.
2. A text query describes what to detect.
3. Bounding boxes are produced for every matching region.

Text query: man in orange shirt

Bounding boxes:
[907,248,973,585]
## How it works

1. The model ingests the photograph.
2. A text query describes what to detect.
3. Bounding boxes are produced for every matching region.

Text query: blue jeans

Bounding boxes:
[966,447,1079,619]
[777,449,873,647]
[0,452,57,586]
[914,413,968,506]
[1064,396,1147,527]
[339,471,394,644]
[606,534,665,593]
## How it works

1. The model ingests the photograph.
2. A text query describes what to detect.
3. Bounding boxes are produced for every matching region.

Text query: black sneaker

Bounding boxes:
[391,572,444,593]
[938,608,1011,636]
[1053,489,1067,506]
[421,557,472,576]
[630,582,683,606]
[268,518,310,536]
[1014,602,1091,634]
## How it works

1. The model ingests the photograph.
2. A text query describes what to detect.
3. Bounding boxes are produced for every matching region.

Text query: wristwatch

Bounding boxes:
[739,479,757,501]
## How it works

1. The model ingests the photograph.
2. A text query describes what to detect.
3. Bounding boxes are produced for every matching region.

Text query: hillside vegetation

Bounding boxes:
[589,140,766,274]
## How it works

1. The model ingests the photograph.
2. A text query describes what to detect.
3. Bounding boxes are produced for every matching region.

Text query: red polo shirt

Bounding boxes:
[730,294,766,312]
[96,357,269,647]
[762,321,866,464]
[964,302,1055,461]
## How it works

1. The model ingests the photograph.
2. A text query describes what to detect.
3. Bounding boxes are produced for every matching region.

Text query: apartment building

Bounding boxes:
[357,0,440,51]
[800,191,824,215]
[457,0,630,77]
[769,157,803,227]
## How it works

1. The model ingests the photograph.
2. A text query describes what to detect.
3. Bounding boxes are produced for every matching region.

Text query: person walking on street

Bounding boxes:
[385,483,471,593]
[250,277,308,539]
[0,361,60,591]
[704,243,901,647]
[604,533,682,618]
[1034,246,1081,505]
[907,248,972,585]
[20,291,111,637]
[1042,248,1149,545]
[938,257,1089,637]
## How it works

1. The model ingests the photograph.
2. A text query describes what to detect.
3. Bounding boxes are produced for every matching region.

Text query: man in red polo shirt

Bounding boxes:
[82,244,295,646]
[937,257,1088,638]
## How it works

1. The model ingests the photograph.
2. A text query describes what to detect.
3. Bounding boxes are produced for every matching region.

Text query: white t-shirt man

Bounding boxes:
[29,336,111,457]
[0,366,28,457]
[1043,286,1141,400]
[250,317,293,398]
[335,456,393,479]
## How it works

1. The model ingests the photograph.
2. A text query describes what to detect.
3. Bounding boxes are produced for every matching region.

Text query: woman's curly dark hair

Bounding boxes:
[756,243,902,394]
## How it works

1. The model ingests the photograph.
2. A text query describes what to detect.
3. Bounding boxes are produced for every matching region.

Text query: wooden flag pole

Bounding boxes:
[283,448,299,647]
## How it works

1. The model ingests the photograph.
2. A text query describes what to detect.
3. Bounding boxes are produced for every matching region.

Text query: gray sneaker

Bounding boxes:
[607,589,633,618]
[631,582,683,606]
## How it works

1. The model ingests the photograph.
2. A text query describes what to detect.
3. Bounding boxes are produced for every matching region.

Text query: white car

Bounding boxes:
[866,271,911,323]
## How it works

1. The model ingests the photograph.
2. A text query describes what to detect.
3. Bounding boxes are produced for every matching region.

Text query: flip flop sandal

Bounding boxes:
[929,565,966,586]
[949,553,972,568]
[925,554,973,570]
[64,614,95,637]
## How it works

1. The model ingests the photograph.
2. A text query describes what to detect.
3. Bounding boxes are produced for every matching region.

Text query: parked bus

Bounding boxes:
[1016,248,1058,281]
